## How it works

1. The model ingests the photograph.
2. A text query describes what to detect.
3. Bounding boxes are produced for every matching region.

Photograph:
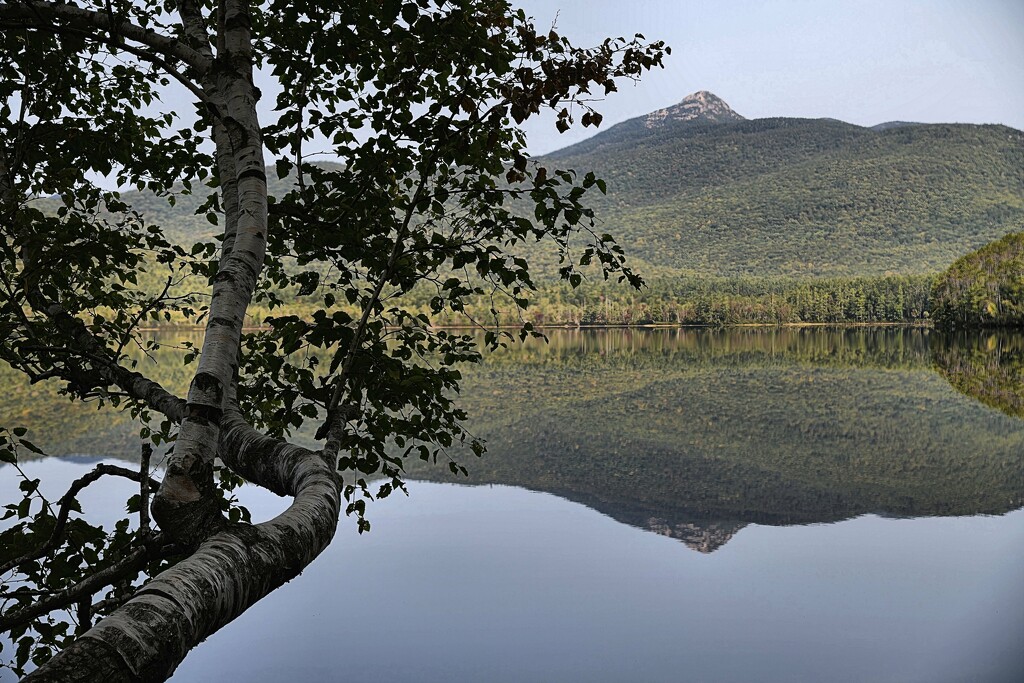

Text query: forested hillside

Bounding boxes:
[61,91,1023,282]
[546,98,1024,277]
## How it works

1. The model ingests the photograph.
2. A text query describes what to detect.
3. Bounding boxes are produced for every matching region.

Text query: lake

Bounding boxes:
[2,328,1023,682]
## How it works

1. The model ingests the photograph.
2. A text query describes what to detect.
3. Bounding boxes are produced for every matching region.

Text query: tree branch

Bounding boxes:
[17,293,186,422]
[0,464,161,576]
[25,416,341,682]
[139,444,153,534]
[318,170,433,452]
[0,1,212,73]
[0,540,160,634]
[176,0,215,63]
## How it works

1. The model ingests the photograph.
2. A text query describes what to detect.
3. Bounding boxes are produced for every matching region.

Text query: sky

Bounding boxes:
[513,0,1024,155]
[67,0,1024,187]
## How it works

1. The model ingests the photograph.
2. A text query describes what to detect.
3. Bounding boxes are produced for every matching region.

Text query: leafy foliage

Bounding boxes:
[1,1,669,675]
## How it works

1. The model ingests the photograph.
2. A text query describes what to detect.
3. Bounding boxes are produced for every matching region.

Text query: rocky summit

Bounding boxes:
[644,90,746,128]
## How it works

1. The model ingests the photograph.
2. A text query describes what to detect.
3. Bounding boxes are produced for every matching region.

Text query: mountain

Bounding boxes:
[543,92,1024,277]
[66,91,1023,282]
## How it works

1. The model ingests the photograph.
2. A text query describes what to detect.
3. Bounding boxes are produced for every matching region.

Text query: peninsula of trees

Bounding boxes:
[931,232,1024,329]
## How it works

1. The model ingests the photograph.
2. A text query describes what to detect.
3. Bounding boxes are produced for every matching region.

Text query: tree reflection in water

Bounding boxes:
[932,331,1024,420]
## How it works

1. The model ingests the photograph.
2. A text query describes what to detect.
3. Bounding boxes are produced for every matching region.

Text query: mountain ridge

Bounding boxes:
[540,91,1024,277]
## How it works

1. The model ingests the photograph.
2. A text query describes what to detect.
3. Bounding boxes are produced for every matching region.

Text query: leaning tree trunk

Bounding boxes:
[23,415,341,682]
[149,0,270,546]
[11,2,345,679]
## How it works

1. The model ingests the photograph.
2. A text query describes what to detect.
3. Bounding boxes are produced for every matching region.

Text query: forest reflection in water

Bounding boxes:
[2,326,1022,553]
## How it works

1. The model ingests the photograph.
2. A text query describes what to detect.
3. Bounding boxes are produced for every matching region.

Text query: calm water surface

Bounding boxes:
[2,328,1023,682]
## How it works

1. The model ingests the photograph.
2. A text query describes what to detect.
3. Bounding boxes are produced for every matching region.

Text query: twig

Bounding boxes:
[0,543,156,633]
[76,596,92,635]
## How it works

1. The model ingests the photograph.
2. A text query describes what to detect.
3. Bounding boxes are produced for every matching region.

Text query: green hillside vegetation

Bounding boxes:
[109,116,1024,281]
[547,116,1024,277]
[32,103,1023,326]
[930,231,1024,328]
[74,117,1024,280]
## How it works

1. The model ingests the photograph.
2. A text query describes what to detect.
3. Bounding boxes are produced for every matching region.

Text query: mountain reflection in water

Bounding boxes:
[4,327,1024,682]
[403,328,1024,552]
[2,328,1022,554]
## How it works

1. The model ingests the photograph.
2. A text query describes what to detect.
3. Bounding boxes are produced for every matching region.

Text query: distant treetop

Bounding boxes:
[931,232,1024,329]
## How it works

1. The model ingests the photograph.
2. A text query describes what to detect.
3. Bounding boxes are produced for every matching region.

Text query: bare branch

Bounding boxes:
[139,443,153,534]
[0,539,163,634]
[18,283,186,421]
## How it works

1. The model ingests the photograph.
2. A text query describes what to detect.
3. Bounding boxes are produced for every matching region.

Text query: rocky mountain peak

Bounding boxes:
[646,518,747,553]
[644,91,745,128]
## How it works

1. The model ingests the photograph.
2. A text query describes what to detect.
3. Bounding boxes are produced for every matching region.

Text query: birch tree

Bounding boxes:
[0,1,666,679]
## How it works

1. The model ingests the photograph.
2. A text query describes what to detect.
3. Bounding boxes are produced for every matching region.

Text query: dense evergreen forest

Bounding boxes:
[931,231,1024,329]
[508,274,934,326]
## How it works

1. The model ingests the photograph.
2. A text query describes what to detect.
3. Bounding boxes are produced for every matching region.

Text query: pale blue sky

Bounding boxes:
[515,0,1024,154]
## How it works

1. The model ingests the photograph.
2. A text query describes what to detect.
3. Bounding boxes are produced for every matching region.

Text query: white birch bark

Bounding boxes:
[24,415,341,682]
[4,4,348,680]
[151,0,269,543]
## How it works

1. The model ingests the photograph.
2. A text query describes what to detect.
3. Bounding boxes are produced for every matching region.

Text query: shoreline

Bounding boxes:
[135,320,935,332]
